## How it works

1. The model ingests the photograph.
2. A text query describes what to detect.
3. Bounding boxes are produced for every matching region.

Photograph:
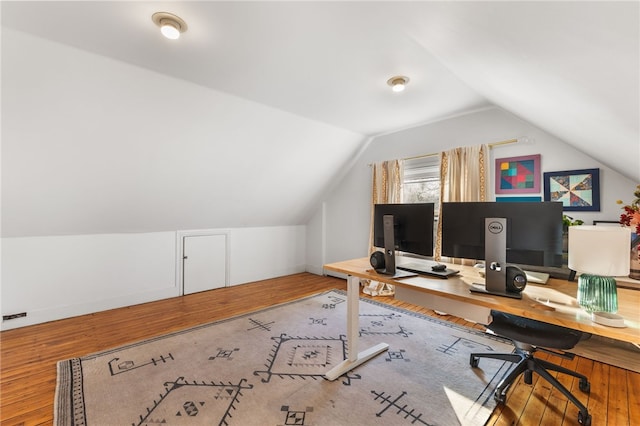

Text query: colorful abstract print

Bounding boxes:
[548,173,593,207]
[498,159,536,190]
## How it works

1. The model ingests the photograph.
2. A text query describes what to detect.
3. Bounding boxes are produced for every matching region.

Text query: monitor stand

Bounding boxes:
[470,217,522,299]
[375,214,417,279]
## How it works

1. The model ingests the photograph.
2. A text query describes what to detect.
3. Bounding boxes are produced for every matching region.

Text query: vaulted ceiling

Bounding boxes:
[2,1,638,182]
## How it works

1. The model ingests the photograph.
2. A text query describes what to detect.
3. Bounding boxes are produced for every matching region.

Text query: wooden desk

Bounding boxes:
[322,257,640,380]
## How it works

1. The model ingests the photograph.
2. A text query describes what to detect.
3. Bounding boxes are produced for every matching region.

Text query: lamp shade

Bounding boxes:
[568,226,631,276]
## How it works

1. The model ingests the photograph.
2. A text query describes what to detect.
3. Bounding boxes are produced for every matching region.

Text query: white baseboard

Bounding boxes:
[1,287,179,331]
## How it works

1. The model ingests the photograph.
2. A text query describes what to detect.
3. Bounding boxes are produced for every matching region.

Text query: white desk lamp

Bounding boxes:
[568,226,630,327]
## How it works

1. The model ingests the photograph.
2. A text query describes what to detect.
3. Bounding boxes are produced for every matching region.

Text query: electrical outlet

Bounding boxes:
[2,312,27,321]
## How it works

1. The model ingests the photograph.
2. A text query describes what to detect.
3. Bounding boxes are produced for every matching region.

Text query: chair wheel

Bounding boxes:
[494,390,506,404]
[579,378,590,393]
[470,355,479,368]
[578,411,591,426]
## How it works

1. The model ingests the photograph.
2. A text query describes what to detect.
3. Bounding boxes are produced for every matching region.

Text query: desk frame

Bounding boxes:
[324,275,389,380]
[323,257,640,380]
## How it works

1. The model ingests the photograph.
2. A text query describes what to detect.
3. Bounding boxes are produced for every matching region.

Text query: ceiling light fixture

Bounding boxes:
[152,12,188,40]
[387,76,409,92]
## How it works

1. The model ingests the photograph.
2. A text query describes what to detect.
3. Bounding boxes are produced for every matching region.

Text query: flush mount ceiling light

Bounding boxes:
[152,12,188,40]
[387,76,410,92]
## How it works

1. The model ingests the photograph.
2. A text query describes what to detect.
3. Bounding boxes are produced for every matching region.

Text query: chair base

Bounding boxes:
[471,346,592,426]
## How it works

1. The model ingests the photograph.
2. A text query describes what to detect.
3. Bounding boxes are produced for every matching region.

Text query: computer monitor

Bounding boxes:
[440,201,563,297]
[373,203,435,276]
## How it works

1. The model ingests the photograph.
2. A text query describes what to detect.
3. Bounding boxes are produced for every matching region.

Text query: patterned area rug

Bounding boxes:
[55,290,513,425]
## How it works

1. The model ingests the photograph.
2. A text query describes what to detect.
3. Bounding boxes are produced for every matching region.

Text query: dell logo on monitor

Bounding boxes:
[488,221,504,234]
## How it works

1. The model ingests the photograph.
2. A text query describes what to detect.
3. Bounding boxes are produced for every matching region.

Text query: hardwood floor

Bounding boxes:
[1,272,637,425]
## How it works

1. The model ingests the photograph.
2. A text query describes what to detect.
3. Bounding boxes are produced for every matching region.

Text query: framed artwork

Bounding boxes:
[496,196,542,203]
[495,154,540,194]
[543,168,600,211]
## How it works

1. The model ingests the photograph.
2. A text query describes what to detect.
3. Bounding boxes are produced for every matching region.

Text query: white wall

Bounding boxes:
[1,232,176,329]
[1,29,362,329]
[1,29,365,237]
[309,108,637,272]
[1,226,306,330]
[229,226,306,284]
[305,202,326,275]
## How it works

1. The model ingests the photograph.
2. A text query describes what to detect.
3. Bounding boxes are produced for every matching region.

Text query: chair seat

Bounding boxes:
[472,310,592,425]
[487,310,583,349]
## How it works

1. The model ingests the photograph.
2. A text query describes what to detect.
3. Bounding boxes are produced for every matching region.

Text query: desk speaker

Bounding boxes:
[506,265,527,293]
[370,251,385,270]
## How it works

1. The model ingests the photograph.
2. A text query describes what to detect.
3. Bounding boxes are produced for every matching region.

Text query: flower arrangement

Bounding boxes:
[617,184,640,235]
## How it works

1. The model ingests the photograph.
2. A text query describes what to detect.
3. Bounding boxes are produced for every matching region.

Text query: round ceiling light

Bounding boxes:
[152,12,188,40]
[387,76,410,92]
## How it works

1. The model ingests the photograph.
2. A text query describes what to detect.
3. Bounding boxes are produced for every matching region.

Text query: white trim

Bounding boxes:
[321,201,327,269]
[370,105,498,138]
[1,286,178,331]
[175,229,231,295]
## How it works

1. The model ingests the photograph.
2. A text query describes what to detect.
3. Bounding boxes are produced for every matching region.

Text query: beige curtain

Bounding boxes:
[368,159,403,254]
[435,144,488,262]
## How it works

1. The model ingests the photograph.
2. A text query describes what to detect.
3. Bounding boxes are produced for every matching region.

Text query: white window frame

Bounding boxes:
[402,155,440,215]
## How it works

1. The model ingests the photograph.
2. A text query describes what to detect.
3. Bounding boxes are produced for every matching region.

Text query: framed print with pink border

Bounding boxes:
[495,154,541,194]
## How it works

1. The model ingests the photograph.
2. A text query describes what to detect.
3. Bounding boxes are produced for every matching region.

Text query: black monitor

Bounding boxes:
[440,201,563,297]
[373,203,435,276]
[373,203,435,257]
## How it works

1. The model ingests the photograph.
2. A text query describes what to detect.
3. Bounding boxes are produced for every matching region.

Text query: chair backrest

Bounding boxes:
[487,310,584,350]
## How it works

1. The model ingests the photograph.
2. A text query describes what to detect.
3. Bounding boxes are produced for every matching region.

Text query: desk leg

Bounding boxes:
[324,275,389,381]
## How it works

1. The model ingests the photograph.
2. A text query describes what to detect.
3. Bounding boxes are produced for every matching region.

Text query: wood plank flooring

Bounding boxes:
[1,272,637,425]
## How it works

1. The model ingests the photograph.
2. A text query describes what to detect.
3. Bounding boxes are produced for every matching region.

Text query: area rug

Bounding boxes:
[55,290,514,425]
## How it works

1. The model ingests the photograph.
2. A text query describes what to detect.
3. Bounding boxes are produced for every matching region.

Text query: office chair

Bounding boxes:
[470,310,592,426]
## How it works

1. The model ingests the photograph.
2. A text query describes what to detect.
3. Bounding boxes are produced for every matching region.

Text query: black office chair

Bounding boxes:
[470,310,592,426]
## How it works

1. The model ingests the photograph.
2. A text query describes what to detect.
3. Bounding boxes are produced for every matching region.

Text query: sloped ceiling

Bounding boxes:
[2,1,638,184]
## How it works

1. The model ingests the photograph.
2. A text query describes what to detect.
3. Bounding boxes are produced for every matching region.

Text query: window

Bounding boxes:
[402,155,441,258]
[402,156,440,212]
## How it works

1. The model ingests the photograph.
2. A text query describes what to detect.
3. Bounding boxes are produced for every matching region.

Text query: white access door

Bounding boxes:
[183,234,227,295]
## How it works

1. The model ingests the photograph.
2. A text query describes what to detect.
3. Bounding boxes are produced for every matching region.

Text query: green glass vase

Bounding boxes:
[577,274,618,313]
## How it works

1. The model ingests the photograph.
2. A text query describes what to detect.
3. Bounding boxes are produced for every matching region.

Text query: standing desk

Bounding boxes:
[322,257,640,381]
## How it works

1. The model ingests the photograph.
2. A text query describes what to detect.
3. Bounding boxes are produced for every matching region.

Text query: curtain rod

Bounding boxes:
[369,137,519,166]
